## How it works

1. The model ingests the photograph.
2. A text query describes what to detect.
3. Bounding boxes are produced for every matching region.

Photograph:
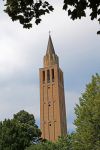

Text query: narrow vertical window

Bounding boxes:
[52,69,54,82]
[47,70,50,83]
[43,71,45,83]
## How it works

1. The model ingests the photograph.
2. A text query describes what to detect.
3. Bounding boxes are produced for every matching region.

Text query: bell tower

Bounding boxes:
[39,35,67,141]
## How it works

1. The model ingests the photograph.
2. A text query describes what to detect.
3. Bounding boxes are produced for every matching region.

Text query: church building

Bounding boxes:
[39,35,67,142]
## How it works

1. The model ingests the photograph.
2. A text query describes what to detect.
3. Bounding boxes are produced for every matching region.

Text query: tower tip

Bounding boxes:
[49,30,51,36]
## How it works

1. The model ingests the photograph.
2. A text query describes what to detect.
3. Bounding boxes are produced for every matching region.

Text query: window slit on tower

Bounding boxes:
[43,71,45,83]
[52,69,54,82]
[47,70,50,83]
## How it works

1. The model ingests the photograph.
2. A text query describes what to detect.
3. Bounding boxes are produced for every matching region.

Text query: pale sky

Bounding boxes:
[0,1,100,132]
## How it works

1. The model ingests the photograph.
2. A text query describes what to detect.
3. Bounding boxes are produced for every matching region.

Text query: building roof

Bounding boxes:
[46,35,55,55]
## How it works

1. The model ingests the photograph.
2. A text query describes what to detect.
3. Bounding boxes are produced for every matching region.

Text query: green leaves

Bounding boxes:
[26,134,73,150]
[73,74,100,150]
[26,141,56,150]
[4,0,54,28]
[56,135,73,150]
[0,110,41,150]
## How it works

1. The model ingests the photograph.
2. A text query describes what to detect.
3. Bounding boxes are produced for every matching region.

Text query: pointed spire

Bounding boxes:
[46,35,55,55]
[44,34,59,67]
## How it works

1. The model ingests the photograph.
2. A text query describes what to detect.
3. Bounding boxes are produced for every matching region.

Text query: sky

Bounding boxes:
[0,0,100,133]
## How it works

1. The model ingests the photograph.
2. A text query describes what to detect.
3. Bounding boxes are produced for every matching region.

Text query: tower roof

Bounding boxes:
[44,35,59,67]
[46,35,55,55]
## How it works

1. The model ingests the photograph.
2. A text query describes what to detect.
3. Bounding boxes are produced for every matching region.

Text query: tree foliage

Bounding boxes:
[63,0,100,34]
[0,110,41,150]
[55,135,73,150]
[26,134,73,150]
[26,141,57,150]
[3,0,100,33]
[73,74,100,150]
[4,0,54,29]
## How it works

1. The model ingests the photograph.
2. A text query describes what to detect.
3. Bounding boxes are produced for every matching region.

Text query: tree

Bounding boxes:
[3,0,100,34]
[0,110,41,150]
[26,134,73,150]
[73,74,100,150]
[4,0,54,29]
[26,141,57,150]
[63,0,100,34]
[56,134,73,150]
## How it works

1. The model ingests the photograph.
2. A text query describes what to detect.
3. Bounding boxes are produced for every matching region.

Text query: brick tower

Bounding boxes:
[39,35,67,142]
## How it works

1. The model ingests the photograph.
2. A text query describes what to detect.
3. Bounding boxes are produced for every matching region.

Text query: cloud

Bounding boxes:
[0,82,40,121]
